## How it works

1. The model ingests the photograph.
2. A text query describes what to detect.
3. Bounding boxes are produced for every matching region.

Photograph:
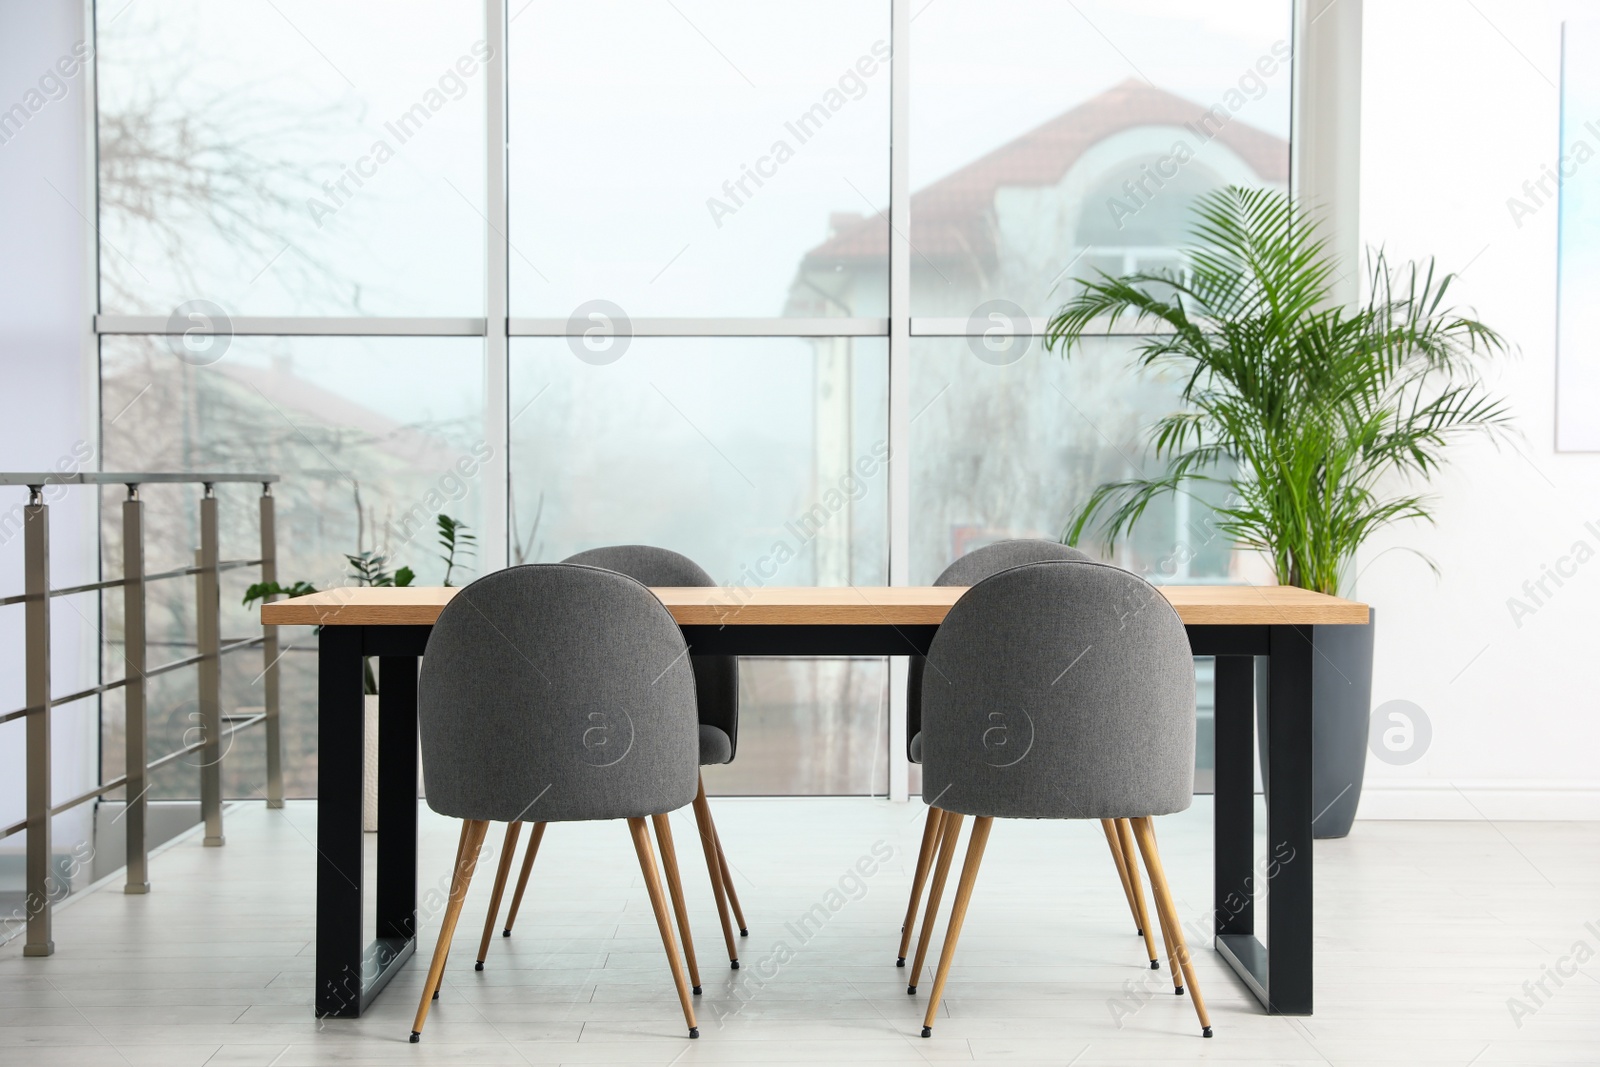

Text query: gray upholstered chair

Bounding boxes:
[408,564,704,1042]
[475,545,749,973]
[910,560,1212,1039]
[898,540,1164,982]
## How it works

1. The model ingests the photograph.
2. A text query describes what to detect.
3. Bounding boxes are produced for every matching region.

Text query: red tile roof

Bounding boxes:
[804,79,1288,266]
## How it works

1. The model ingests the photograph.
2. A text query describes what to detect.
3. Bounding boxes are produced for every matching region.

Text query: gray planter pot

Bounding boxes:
[1256,608,1375,839]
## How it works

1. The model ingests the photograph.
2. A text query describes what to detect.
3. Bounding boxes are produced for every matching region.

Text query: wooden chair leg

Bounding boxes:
[652,813,703,995]
[1127,816,1185,993]
[433,822,470,1001]
[908,809,964,994]
[1102,818,1142,934]
[475,821,522,969]
[1130,817,1213,1038]
[411,819,488,1042]
[1154,876,1184,994]
[920,816,993,1038]
[1116,818,1160,969]
[691,774,739,967]
[898,807,946,966]
[501,822,547,937]
[711,822,748,937]
[628,817,699,1039]
[1118,822,1172,986]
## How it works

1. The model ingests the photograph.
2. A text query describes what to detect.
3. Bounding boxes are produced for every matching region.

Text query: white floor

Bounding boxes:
[2,798,1598,1066]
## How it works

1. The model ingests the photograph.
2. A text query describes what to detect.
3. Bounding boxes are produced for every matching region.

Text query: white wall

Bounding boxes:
[0,0,101,888]
[1354,0,1600,819]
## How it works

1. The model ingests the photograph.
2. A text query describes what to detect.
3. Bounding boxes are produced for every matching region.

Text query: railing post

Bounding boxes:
[197,484,224,846]
[260,483,283,809]
[123,484,150,893]
[23,486,54,957]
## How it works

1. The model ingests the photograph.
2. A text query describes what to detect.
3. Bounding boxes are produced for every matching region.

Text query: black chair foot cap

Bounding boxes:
[1149,959,1159,970]
[409,1032,420,1043]
[1203,1027,1214,1038]
[1136,927,1143,936]
[692,985,702,995]
[1175,986,1184,995]
[896,957,906,967]
[920,1026,932,1038]
[689,1027,700,1039]
[431,989,440,1000]
[739,928,748,937]
[907,985,916,995]
[730,960,740,969]
[502,929,511,937]
[474,961,484,971]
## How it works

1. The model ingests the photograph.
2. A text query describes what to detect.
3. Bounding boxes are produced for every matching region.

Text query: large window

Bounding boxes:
[92,1,1292,798]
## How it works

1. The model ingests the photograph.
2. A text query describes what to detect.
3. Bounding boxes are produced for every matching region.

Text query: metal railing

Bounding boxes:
[0,472,283,957]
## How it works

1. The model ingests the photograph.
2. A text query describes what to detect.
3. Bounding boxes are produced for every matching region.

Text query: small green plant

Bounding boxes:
[244,514,466,694]
[344,550,415,590]
[240,578,318,604]
[436,514,476,587]
[1044,186,1511,595]
[241,552,415,609]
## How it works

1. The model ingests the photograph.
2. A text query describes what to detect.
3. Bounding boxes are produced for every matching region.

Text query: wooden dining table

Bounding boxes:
[262,582,1368,1020]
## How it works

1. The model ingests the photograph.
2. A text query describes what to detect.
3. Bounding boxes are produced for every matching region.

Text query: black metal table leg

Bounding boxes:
[315,626,367,1017]
[1213,655,1256,939]
[314,634,420,1017]
[1264,623,1314,1014]
[1210,630,1314,1015]
[376,655,420,943]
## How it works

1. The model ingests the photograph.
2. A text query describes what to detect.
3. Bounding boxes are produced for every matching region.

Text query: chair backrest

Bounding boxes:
[563,545,739,759]
[918,560,1195,820]
[909,539,1092,754]
[418,564,699,823]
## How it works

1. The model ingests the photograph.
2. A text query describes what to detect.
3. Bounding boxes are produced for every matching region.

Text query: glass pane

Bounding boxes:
[96,1,485,316]
[703,660,889,796]
[909,335,1239,584]
[1195,657,1215,793]
[906,0,1292,319]
[509,337,887,582]
[100,336,486,799]
[508,1,890,318]
[510,336,889,794]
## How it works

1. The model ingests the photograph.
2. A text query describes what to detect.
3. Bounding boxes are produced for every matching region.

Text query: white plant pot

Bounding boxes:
[363,693,380,833]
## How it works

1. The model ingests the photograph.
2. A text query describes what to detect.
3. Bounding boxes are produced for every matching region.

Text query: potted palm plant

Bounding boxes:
[1044,186,1511,837]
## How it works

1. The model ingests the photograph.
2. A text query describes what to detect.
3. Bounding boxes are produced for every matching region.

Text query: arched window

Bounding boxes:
[1073,158,1227,281]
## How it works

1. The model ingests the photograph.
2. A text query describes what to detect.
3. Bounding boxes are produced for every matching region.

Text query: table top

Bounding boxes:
[260,583,1369,627]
